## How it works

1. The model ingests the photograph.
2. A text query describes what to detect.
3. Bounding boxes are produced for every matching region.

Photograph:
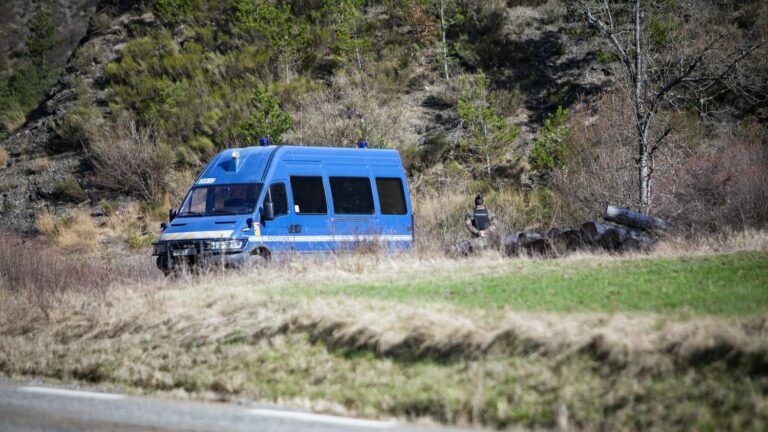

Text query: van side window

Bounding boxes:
[376,178,407,215]
[290,176,327,214]
[329,177,374,215]
[268,183,288,216]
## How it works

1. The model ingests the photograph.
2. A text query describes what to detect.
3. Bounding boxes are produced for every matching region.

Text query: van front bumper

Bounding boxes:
[152,239,250,270]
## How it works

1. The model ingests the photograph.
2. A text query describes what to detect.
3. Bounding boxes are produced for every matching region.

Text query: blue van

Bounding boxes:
[152,145,414,272]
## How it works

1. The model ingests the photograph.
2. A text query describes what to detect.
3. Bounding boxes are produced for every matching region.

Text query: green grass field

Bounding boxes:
[2,250,768,431]
[302,251,768,316]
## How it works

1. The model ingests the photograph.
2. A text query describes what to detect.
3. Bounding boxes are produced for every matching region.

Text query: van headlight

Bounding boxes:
[205,239,247,251]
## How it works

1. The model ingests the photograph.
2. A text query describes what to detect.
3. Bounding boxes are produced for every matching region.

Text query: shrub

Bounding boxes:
[90,117,174,201]
[26,157,50,174]
[54,105,104,151]
[52,178,88,203]
[90,12,113,34]
[35,211,57,238]
[99,200,119,217]
[529,106,571,173]
[0,100,26,134]
[554,93,768,230]
[0,231,157,313]
[237,84,293,145]
[127,229,155,250]
[456,71,520,179]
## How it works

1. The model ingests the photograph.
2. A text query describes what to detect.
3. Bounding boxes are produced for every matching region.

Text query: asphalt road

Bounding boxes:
[0,382,468,432]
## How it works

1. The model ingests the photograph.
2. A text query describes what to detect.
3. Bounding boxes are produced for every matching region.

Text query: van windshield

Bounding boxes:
[178,183,262,217]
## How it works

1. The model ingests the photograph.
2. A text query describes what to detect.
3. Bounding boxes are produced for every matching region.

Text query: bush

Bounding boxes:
[26,157,50,174]
[52,178,88,203]
[90,117,174,201]
[529,106,571,173]
[54,105,104,151]
[0,63,60,135]
[554,93,768,230]
[237,84,293,145]
[34,210,99,252]
[127,229,155,250]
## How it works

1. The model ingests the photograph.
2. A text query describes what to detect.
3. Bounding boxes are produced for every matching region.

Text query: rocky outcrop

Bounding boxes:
[0,3,155,233]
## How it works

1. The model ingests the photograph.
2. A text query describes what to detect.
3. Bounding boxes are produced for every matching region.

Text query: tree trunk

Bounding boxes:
[440,0,449,82]
[633,0,652,213]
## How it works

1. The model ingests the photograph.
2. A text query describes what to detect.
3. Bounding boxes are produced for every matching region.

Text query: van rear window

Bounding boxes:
[290,176,327,214]
[376,178,407,215]
[329,177,374,215]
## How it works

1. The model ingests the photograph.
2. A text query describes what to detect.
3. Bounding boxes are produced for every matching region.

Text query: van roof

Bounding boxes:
[196,145,403,184]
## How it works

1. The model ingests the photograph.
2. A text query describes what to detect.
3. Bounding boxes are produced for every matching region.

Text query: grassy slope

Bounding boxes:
[2,250,767,431]
[301,251,768,316]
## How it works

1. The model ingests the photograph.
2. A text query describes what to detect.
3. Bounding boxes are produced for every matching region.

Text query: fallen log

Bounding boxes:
[503,233,520,257]
[517,232,552,256]
[603,205,670,231]
[558,228,588,251]
[595,227,626,251]
[581,222,610,245]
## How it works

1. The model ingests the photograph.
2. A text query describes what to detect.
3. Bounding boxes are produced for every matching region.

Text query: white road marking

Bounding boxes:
[248,408,396,429]
[19,386,125,400]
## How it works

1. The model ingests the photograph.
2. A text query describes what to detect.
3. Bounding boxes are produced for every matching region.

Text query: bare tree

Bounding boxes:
[581,0,763,213]
[426,0,461,83]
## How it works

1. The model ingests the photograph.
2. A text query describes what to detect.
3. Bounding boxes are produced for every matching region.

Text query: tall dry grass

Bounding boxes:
[35,209,101,252]
[1,250,766,430]
[0,231,158,314]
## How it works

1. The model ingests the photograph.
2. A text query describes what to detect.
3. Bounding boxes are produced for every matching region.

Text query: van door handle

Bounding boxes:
[289,224,301,233]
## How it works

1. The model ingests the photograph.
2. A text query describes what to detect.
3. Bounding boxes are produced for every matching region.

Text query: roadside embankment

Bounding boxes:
[1,243,767,431]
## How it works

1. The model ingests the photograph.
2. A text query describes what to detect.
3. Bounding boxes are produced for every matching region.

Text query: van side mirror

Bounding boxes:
[160,222,168,230]
[168,208,177,222]
[263,202,275,221]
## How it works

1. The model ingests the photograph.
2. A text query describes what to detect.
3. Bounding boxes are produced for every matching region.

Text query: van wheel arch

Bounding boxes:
[252,246,272,261]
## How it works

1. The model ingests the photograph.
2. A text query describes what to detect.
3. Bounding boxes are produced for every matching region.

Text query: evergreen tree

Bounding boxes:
[529,106,571,174]
[456,71,519,179]
[238,84,293,145]
[324,0,368,70]
[236,0,310,82]
[27,10,56,66]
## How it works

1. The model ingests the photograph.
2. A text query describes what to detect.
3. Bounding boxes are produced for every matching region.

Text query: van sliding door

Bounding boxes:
[328,174,378,251]
[289,174,333,252]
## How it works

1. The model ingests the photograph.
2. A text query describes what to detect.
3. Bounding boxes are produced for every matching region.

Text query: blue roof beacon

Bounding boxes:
[152,145,414,274]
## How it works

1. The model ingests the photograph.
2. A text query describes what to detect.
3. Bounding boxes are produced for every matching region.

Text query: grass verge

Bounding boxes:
[1,247,767,430]
[297,251,768,316]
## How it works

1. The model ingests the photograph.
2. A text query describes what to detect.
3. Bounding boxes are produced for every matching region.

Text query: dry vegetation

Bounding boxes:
[554,94,768,229]
[1,235,767,430]
[35,209,100,252]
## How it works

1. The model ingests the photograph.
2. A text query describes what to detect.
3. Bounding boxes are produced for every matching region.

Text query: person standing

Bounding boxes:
[465,194,497,238]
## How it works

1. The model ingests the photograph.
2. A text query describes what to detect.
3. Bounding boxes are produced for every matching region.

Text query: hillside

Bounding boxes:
[0,0,766,240]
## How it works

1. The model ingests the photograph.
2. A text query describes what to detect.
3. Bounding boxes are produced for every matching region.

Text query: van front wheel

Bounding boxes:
[249,247,271,266]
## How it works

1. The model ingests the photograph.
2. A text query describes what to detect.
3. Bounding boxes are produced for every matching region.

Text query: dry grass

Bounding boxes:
[34,209,101,252]
[26,157,50,174]
[34,211,57,237]
[0,231,155,314]
[0,146,8,167]
[652,228,768,257]
[1,260,766,429]
[1,233,766,429]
